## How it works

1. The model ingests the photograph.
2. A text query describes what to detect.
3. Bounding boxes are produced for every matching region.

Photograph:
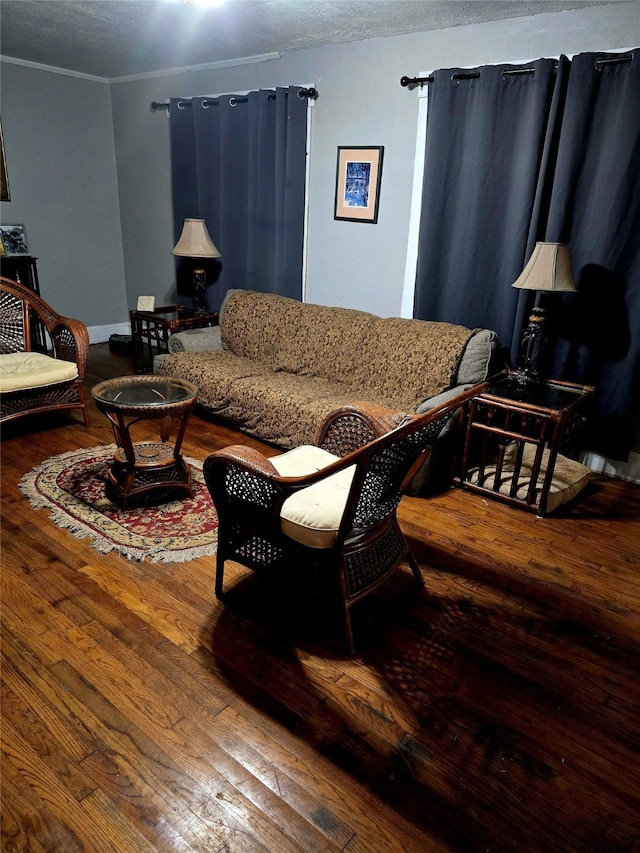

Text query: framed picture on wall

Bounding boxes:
[0,224,29,256]
[334,146,384,223]
[136,295,156,312]
[0,120,9,202]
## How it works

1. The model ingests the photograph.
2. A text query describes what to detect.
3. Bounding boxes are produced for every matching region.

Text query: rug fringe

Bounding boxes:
[147,542,218,563]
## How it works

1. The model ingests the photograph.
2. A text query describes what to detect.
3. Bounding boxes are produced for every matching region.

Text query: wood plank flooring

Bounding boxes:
[2,342,639,852]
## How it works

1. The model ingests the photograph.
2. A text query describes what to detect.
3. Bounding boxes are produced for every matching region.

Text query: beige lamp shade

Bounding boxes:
[512,242,577,292]
[172,218,221,258]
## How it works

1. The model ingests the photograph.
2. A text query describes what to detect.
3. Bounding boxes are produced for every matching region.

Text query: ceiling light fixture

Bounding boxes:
[184,0,227,8]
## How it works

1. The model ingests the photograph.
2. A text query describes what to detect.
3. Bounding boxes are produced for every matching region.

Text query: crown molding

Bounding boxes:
[0,54,109,83]
[1,50,281,84]
[110,52,281,83]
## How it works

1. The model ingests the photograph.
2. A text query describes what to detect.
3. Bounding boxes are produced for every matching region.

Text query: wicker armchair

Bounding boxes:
[203,385,482,653]
[0,276,90,426]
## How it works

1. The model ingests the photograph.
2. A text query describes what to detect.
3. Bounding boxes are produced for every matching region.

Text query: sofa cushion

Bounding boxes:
[271,445,356,548]
[205,370,374,448]
[221,290,288,364]
[348,316,475,408]
[274,299,371,381]
[159,350,276,410]
[222,291,368,379]
[0,352,78,392]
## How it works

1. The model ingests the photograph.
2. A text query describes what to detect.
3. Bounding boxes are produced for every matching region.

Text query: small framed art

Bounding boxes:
[334,146,384,223]
[0,224,29,256]
[136,295,156,312]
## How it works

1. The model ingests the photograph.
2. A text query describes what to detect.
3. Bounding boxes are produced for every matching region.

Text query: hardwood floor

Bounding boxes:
[2,342,639,852]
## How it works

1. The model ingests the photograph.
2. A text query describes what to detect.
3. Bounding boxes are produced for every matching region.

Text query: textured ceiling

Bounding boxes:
[0,0,617,80]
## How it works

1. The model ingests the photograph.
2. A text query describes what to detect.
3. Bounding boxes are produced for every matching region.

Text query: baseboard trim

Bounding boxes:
[581,450,640,485]
[88,323,130,344]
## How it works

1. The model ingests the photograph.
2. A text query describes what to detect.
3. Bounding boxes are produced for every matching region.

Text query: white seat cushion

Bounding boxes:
[271,445,356,549]
[0,352,78,393]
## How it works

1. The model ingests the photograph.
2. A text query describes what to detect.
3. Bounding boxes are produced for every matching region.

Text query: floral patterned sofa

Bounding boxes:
[158,289,499,453]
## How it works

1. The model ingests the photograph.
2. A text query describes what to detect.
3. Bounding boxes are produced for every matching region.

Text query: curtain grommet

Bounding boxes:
[177,100,185,110]
[229,97,238,107]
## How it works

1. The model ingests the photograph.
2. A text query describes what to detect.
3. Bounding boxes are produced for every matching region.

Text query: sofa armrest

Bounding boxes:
[169,326,222,353]
[455,328,500,386]
[416,384,474,414]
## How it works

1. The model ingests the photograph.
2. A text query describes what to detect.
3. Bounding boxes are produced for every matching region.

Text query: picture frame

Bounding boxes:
[0,120,9,202]
[137,295,156,312]
[334,146,384,224]
[0,224,29,256]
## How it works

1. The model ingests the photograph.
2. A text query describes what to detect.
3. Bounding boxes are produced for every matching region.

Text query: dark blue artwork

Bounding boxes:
[344,160,371,208]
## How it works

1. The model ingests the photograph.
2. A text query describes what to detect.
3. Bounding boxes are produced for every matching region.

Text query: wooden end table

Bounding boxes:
[455,372,594,516]
[91,375,199,507]
[129,305,218,373]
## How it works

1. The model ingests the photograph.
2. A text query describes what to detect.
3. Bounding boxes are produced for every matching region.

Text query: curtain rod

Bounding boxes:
[400,67,538,89]
[151,86,318,112]
[401,52,634,88]
[594,52,634,70]
[400,75,434,88]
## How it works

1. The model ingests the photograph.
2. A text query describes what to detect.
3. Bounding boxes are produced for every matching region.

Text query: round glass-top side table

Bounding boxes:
[92,375,199,506]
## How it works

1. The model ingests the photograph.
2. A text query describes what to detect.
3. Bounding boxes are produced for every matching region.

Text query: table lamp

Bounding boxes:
[512,242,577,382]
[172,218,221,315]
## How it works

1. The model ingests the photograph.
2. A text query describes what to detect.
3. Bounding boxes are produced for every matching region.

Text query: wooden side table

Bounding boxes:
[129,305,218,373]
[1,255,47,350]
[91,375,199,507]
[456,372,594,515]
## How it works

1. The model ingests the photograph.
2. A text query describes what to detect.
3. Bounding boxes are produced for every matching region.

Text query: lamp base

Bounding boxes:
[192,268,209,315]
[517,306,548,381]
[513,367,542,387]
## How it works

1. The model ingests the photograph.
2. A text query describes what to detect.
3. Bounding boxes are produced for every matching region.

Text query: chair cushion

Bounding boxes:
[0,352,78,392]
[271,445,356,549]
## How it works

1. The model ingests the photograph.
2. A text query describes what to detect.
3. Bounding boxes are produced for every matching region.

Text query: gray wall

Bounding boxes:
[0,62,127,326]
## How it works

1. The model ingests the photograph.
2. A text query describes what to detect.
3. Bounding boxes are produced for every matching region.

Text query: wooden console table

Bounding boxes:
[456,372,594,516]
[1,255,47,350]
[0,255,40,294]
[129,305,218,373]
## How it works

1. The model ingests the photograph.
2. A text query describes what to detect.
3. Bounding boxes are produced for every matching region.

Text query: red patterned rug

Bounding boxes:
[19,445,218,563]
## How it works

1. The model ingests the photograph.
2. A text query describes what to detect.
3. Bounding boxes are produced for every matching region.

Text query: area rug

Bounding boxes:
[19,444,218,563]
